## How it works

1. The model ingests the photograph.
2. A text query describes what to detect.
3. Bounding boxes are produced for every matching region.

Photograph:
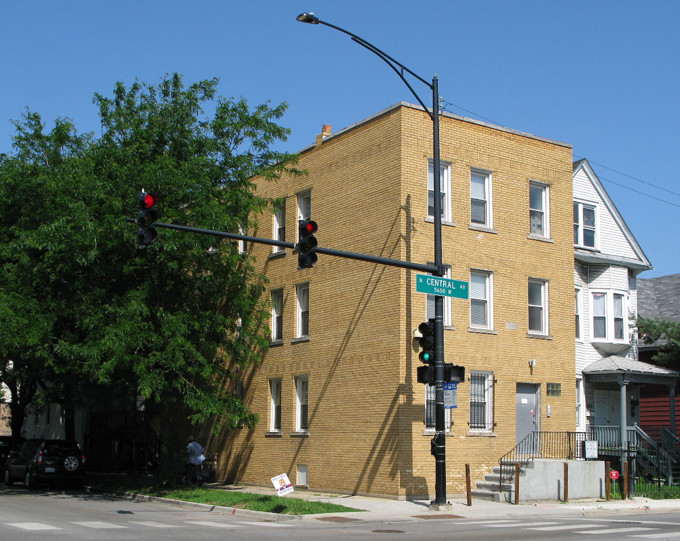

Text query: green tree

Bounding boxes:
[638,318,680,368]
[0,75,299,467]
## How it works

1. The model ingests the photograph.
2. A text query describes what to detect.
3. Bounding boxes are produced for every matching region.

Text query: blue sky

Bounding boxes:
[1,1,678,278]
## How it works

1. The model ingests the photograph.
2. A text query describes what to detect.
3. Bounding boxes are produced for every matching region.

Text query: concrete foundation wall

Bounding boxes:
[518,459,605,501]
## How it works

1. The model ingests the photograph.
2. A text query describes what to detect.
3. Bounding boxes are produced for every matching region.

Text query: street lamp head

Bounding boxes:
[296,12,320,24]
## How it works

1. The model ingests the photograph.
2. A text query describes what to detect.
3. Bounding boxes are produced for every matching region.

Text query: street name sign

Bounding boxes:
[416,275,469,299]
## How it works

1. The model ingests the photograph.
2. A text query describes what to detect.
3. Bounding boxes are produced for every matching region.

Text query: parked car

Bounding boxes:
[4,439,86,488]
[0,436,25,468]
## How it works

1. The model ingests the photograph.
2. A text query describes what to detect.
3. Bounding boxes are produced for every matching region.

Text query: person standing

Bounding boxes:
[186,436,205,485]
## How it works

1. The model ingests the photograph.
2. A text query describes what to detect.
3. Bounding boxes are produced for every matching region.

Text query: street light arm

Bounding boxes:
[296,13,435,120]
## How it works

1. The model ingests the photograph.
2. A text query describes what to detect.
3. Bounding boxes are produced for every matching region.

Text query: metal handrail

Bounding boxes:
[498,432,587,492]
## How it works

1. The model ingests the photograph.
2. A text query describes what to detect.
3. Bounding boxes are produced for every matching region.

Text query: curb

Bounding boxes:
[89,487,303,522]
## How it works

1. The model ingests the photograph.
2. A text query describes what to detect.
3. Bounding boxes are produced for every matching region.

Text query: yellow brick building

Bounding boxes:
[216,103,575,500]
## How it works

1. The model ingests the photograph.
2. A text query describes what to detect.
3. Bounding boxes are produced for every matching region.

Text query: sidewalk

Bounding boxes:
[205,484,680,523]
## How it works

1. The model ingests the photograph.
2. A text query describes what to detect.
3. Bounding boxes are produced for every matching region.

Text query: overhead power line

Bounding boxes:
[440,99,680,208]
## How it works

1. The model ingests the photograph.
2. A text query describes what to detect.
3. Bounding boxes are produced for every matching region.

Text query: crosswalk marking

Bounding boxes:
[485,521,557,528]
[461,519,523,525]
[7,522,61,531]
[531,524,605,531]
[185,520,239,528]
[237,521,295,528]
[631,533,680,539]
[129,520,181,528]
[71,521,128,529]
[578,526,655,535]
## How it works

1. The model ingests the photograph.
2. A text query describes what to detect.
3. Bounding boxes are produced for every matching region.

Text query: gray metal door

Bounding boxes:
[516,383,539,444]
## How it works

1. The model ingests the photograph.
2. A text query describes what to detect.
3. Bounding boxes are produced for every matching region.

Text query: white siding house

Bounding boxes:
[573,159,653,431]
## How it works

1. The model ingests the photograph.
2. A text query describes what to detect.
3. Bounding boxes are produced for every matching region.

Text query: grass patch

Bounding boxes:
[87,475,363,515]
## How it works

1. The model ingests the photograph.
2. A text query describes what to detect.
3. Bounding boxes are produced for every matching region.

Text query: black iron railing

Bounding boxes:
[498,432,588,491]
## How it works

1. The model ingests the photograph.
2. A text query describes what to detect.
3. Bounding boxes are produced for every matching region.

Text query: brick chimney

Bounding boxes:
[315,124,332,146]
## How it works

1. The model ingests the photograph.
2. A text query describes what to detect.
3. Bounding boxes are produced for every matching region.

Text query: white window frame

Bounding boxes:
[575,288,582,340]
[574,200,597,249]
[425,384,451,430]
[271,289,283,342]
[295,376,309,432]
[592,291,607,339]
[426,265,452,326]
[591,291,628,342]
[529,181,550,238]
[469,371,494,432]
[614,293,625,340]
[269,378,281,432]
[273,200,286,253]
[238,224,247,254]
[528,278,549,335]
[296,282,309,338]
[428,159,451,222]
[297,190,311,240]
[470,169,493,228]
[470,269,493,330]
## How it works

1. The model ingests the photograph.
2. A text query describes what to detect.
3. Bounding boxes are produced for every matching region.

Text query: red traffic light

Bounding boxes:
[299,220,318,236]
[140,193,158,210]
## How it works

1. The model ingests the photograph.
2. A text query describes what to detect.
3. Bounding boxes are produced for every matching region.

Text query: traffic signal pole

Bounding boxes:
[124,217,440,275]
[431,75,449,507]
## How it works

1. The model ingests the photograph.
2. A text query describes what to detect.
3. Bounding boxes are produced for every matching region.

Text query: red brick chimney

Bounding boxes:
[315,124,332,146]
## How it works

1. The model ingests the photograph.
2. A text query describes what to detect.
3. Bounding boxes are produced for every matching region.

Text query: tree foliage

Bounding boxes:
[638,318,680,368]
[0,74,299,440]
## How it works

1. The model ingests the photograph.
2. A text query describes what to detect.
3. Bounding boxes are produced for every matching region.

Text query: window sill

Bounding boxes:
[423,429,454,436]
[291,336,310,344]
[425,217,456,228]
[466,431,496,437]
[468,327,498,335]
[468,224,497,234]
[291,431,309,438]
[527,234,554,243]
[269,340,284,347]
[265,431,283,438]
[269,249,287,260]
[526,332,553,340]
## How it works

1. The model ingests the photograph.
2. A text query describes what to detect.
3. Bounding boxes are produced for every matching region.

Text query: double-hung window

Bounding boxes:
[469,371,494,432]
[528,278,549,335]
[295,376,309,432]
[470,169,492,228]
[271,289,283,342]
[426,265,451,326]
[297,191,311,233]
[273,200,285,253]
[592,292,607,339]
[592,292,627,341]
[428,160,451,222]
[530,182,550,238]
[575,289,582,339]
[296,283,309,338]
[574,201,596,248]
[269,379,281,432]
[614,293,625,340]
[238,224,247,254]
[470,270,493,330]
[425,384,451,430]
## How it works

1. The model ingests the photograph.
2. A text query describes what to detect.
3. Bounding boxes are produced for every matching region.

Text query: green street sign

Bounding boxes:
[416,274,469,299]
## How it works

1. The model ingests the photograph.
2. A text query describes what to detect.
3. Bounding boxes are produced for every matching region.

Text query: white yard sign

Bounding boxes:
[271,473,295,496]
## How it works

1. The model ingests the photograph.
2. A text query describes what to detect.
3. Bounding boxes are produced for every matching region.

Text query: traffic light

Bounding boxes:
[297,219,318,269]
[136,191,159,248]
[417,319,435,364]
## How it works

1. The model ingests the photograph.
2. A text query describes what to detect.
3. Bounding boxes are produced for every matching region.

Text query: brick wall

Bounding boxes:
[216,104,575,499]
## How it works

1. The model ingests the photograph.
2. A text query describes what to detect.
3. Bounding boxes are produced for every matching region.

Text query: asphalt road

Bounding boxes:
[3,485,680,540]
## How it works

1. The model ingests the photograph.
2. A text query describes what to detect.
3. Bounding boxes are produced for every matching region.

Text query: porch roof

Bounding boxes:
[583,355,680,385]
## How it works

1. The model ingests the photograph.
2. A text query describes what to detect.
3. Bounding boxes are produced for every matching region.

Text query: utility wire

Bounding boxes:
[440,99,680,207]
